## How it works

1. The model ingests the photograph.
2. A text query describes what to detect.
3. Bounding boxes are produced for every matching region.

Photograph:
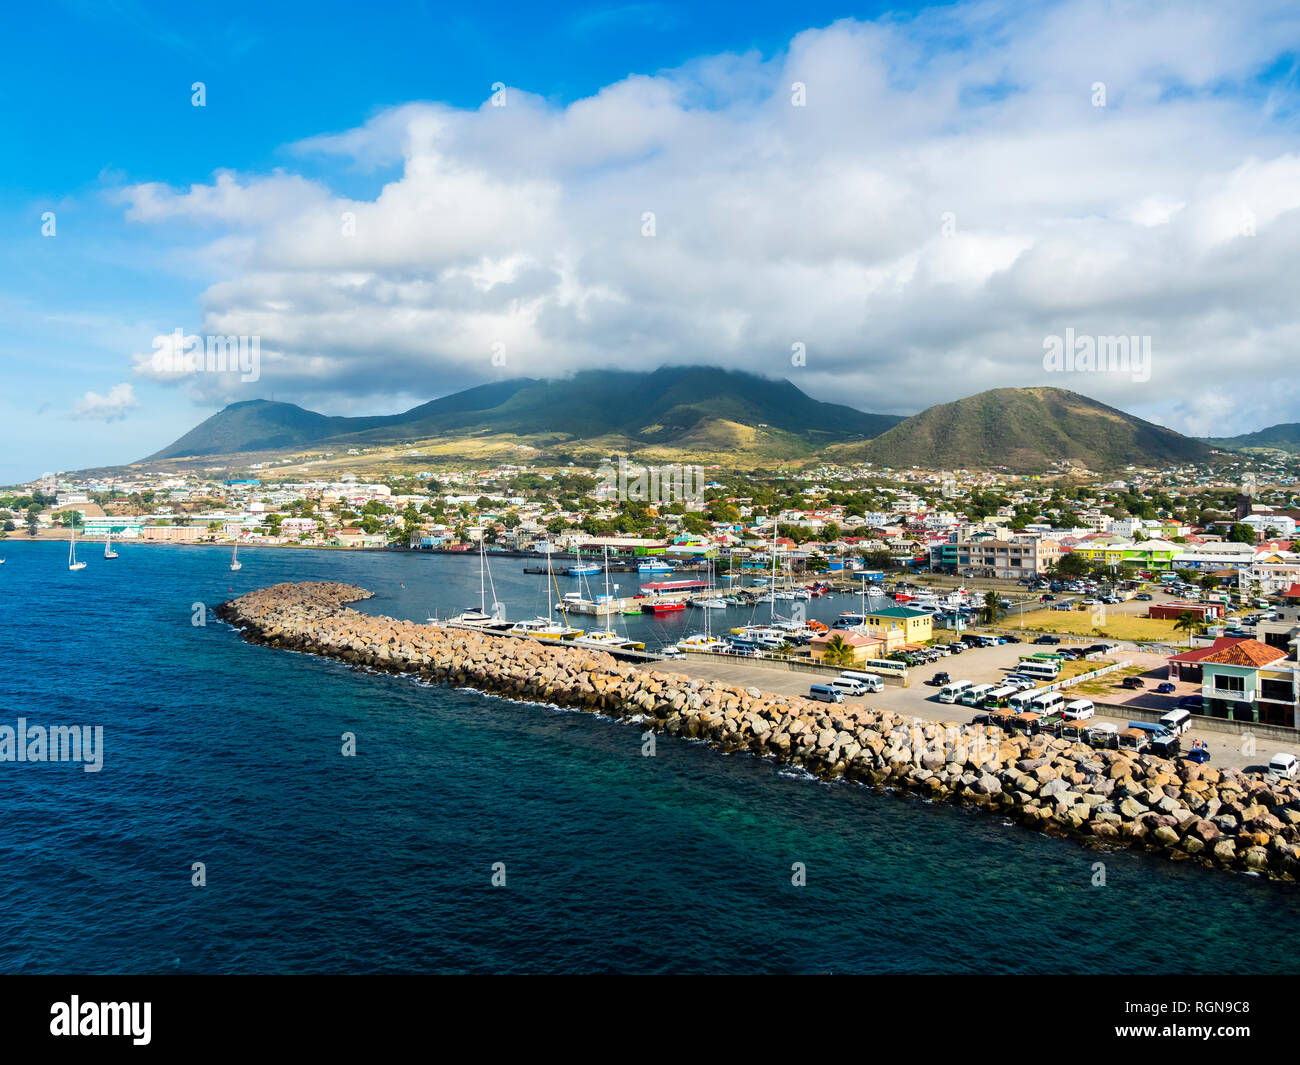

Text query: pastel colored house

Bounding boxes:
[1166,638,1297,727]
[861,605,934,645]
[809,630,883,667]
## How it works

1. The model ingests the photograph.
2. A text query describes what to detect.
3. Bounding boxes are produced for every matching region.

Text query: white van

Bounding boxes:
[1031,691,1065,715]
[1159,709,1193,735]
[1268,753,1298,779]
[1063,699,1095,721]
[809,684,845,703]
[937,680,974,703]
[838,671,884,693]
[829,678,870,697]
[960,683,995,707]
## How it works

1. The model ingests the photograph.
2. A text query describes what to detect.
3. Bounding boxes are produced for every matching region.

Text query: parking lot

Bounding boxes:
[641,639,1300,776]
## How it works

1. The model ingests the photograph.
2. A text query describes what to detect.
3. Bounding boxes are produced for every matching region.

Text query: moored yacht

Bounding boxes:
[677,632,728,651]
[508,616,583,640]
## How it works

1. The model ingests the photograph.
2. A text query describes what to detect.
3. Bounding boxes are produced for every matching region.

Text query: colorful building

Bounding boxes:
[860,605,933,645]
[1166,638,1298,727]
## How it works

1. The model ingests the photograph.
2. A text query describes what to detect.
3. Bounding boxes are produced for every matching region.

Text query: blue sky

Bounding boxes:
[2,0,1299,483]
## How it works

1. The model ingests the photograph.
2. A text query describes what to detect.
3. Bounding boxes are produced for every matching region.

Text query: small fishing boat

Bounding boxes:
[642,601,685,614]
[568,563,600,576]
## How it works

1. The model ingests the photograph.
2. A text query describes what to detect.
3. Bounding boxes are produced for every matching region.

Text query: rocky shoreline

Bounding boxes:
[217,581,1300,881]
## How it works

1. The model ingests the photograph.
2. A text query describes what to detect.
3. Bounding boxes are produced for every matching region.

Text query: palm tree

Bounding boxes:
[981,590,1004,626]
[1173,610,1206,647]
[821,634,857,667]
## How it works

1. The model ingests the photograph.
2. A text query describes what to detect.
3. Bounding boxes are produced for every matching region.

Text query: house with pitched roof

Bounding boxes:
[1166,637,1298,727]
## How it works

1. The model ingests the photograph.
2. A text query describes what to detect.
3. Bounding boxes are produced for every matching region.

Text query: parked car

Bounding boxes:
[1119,676,1145,689]
[1155,682,1176,694]
[926,672,951,687]
[1178,694,1204,711]
[1135,593,1152,601]
[1033,635,1061,645]
[1186,746,1211,764]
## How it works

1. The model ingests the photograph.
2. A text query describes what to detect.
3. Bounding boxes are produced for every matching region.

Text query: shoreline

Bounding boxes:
[215,581,1300,881]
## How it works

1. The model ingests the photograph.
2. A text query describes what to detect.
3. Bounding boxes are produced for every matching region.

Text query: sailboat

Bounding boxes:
[510,547,582,640]
[230,543,242,571]
[68,524,86,571]
[574,547,644,650]
[104,531,119,559]
[441,534,504,626]
[689,559,726,608]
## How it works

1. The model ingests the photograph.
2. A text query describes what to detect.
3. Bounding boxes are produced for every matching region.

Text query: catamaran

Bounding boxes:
[68,525,86,571]
[230,543,242,571]
[104,531,119,559]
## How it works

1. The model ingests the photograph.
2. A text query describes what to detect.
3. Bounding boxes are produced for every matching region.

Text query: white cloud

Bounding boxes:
[118,0,1300,435]
[70,383,138,422]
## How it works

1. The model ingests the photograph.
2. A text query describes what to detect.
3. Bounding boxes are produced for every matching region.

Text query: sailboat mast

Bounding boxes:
[769,511,777,622]
[479,532,486,614]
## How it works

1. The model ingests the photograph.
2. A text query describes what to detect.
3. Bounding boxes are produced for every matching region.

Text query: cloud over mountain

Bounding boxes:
[119,0,1300,436]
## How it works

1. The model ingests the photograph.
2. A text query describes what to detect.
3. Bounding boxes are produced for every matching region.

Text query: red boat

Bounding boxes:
[643,601,686,613]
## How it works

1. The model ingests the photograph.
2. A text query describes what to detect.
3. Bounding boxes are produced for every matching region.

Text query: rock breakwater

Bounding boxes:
[217,582,1300,880]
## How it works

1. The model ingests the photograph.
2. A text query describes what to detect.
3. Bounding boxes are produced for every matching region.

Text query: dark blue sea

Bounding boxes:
[1,540,1297,973]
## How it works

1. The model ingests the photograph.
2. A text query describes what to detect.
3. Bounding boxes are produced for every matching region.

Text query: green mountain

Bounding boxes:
[1207,423,1300,454]
[144,367,903,461]
[834,386,1213,472]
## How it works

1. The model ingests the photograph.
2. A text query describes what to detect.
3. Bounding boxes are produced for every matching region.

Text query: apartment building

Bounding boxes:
[950,535,1061,579]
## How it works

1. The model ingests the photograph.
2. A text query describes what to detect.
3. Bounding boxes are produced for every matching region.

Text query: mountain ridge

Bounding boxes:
[143,367,903,462]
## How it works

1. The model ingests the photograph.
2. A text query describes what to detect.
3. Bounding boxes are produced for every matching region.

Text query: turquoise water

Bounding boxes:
[0,540,1296,973]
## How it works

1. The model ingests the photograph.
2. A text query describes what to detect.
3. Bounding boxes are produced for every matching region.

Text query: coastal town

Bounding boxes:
[10,448,1300,781]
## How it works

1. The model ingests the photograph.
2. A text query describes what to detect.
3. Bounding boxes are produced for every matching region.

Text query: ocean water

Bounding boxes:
[1,539,1297,974]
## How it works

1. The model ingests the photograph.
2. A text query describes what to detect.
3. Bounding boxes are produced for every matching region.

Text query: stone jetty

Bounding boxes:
[217,581,1300,880]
